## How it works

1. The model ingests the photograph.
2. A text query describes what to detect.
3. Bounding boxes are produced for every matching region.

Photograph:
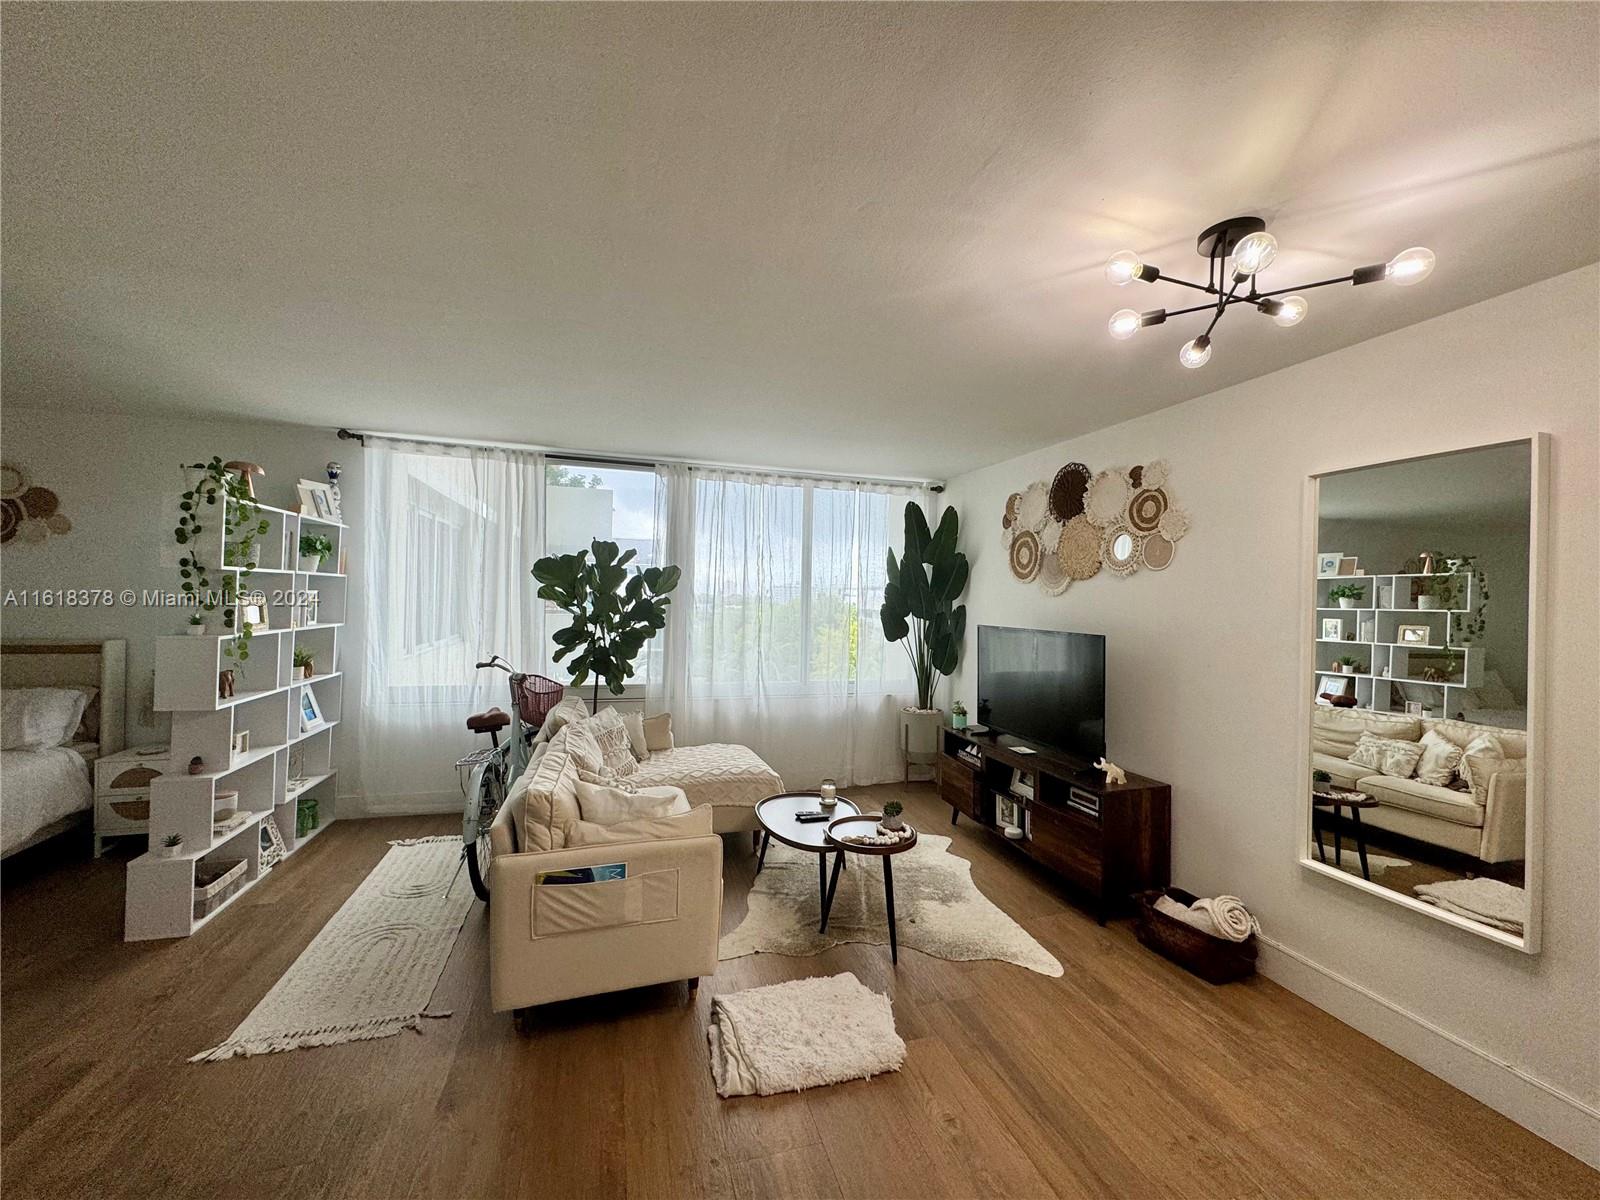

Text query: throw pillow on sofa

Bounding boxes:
[561,804,713,846]
[642,712,674,752]
[1347,732,1425,779]
[1414,729,1465,786]
[589,708,639,776]
[1461,752,1526,806]
[1456,732,1503,791]
[621,711,650,760]
[575,778,690,826]
[564,721,607,775]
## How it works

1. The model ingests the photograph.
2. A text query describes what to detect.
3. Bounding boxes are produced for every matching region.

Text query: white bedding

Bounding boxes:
[2,744,94,855]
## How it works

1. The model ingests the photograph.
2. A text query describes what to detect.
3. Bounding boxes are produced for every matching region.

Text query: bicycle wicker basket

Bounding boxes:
[511,674,565,730]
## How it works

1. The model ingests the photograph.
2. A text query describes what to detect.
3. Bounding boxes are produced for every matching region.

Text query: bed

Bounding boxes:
[1,640,126,858]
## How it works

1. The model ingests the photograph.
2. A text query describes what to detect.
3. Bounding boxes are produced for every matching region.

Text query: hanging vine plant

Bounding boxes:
[175,458,269,661]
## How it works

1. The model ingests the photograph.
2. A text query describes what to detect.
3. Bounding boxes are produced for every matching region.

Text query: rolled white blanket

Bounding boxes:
[1153,893,1258,942]
[1193,895,1257,942]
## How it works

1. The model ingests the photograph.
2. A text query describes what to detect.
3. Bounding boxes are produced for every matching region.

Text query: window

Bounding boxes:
[541,461,661,685]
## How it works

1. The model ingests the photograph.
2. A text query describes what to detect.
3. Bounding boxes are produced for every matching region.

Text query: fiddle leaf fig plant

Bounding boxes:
[881,502,969,710]
[532,540,682,712]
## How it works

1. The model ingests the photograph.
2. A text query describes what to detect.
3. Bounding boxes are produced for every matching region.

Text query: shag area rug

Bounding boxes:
[720,833,1062,976]
[1414,876,1527,934]
[191,836,474,1061]
[708,972,904,1097]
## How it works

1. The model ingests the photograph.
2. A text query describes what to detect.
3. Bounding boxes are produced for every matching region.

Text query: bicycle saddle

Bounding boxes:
[466,707,511,732]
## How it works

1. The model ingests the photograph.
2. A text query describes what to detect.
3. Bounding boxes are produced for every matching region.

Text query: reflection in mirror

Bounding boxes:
[1306,441,1536,947]
[1108,532,1136,566]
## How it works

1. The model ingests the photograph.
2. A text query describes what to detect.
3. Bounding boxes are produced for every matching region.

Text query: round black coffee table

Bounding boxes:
[754,791,861,929]
[821,814,919,964]
[1312,787,1377,880]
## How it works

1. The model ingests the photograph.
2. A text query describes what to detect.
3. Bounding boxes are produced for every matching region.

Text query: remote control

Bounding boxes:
[794,811,829,823]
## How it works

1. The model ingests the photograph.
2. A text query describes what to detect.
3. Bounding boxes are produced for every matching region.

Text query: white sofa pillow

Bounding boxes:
[1456,732,1503,790]
[1347,732,1424,779]
[642,712,674,752]
[621,711,650,761]
[1414,729,1464,786]
[561,804,713,846]
[589,707,638,776]
[575,779,690,826]
[563,721,607,775]
[1462,752,1526,806]
[2,687,94,750]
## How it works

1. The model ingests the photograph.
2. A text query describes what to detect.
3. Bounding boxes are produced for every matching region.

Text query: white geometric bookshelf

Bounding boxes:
[1311,570,1483,720]
[125,497,349,940]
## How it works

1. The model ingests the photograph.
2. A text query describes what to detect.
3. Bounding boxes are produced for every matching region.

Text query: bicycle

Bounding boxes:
[456,656,564,903]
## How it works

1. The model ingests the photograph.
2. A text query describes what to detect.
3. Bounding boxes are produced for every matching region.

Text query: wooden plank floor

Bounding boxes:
[4,782,1594,1199]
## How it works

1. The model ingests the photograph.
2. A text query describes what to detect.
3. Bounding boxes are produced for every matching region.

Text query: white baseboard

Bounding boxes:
[335,791,457,820]
[1257,936,1600,1168]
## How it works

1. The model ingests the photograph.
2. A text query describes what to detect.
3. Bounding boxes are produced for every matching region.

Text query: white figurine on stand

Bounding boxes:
[1094,757,1127,786]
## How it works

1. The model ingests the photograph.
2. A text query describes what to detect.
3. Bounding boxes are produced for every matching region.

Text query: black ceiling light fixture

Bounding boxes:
[1105,216,1435,368]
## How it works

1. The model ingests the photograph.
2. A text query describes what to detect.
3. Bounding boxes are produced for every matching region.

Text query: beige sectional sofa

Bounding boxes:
[486,701,782,1015]
[1311,708,1527,864]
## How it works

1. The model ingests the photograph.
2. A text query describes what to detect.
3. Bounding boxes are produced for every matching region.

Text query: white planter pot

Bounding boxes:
[299,554,322,573]
[1337,597,1357,609]
[156,841,184,859]
[185,623,208,636]
[900,706,943,766]
[1417,596,1440,611]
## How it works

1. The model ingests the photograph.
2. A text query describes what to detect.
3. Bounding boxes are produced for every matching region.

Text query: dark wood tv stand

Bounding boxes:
[937,727,1171,923]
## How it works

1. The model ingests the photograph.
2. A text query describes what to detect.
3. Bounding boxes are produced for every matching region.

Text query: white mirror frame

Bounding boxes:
[1296,434,1549,953]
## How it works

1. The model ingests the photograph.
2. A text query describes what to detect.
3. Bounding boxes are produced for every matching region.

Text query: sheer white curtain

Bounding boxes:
[649,466,927,787]
[355,439,544,812]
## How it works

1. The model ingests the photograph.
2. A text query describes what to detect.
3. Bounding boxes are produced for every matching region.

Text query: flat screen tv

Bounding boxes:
[976,625,1105,765]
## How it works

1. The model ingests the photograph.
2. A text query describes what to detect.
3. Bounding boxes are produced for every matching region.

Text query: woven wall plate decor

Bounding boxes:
[1001,457,1190,594]
[0,462,72,545]
[1008,528,1043,581]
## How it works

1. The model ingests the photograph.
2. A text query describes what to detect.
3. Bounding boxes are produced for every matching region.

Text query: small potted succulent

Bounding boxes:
[1327,583,1365,609]
[950,701,968,730]
[299,532,335,573]
[293,646,316,680]
[157,832,185,859]
[880,800,905,832]
[1415,575,1453,611]
[1312,769,1332,785]
[1334,655,1361,674]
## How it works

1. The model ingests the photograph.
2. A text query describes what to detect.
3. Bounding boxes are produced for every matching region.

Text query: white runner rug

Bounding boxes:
[191,836,474,1062]
[720,833,1062,977]
[708,972,905,1097]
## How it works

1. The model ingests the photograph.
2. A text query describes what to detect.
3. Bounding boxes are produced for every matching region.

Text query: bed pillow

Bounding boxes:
[1414,728,1464,787]
[574,778,690,826]
[2,687,95,750]
[642,712,674,752]
[1347,732,1424,779]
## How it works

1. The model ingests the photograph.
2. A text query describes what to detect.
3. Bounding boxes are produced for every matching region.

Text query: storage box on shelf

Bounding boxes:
[124,491,349,941]
[1312,570,1483,719]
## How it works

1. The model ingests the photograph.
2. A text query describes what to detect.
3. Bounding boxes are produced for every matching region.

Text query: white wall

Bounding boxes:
[941,267,1599,1163]
[0,407,363,795]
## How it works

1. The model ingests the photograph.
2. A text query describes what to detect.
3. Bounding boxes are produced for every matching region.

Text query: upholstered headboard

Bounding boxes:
[1,640,127,754]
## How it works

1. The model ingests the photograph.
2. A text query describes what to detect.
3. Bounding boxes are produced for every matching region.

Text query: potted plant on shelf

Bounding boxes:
[1334,655,1361,674]
[880,800,905,832]
[1327,583,1365,610]
[157,832,184,859]
[882,502,969,774]
[1415,575,1453,611]
[299,532,334,573]
[293,646,315,680]
[174,457,268,658]
[531,539,681,713]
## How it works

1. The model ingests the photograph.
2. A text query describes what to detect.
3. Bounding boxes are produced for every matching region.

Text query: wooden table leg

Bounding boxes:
[756,831,769,874]
[883,855,898,965]
[1351,806,1370,880]
[821,852,844,934]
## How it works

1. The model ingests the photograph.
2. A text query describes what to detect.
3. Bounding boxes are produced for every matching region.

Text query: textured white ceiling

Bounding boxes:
[3,4,1596,479]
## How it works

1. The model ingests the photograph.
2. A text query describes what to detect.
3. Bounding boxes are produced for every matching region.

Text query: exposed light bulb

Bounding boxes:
[1179,335,1212,369]
[1231,231,1279,279]
[1272,295,1309,327]
[1385,246,1435,286]
[1105,251,1144,286]
[1108,309,1142,340]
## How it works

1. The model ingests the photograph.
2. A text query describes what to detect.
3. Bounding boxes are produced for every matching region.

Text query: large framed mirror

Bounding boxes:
[1299,437,1547,951]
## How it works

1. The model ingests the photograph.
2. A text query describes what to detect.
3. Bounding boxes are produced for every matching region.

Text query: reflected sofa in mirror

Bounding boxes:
[1302,438,1545,951]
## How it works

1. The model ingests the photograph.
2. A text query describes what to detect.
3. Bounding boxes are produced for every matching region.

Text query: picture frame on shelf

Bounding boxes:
[1336,556,1359,576]
[240,600,268,632]
[297,479,338,522]
[259,818,287,871]
[230,730,250,761]
[1316,552,1343,577]
[1319,618,1342,640]
[298,687,325,733]
[1398,624,1431,645]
